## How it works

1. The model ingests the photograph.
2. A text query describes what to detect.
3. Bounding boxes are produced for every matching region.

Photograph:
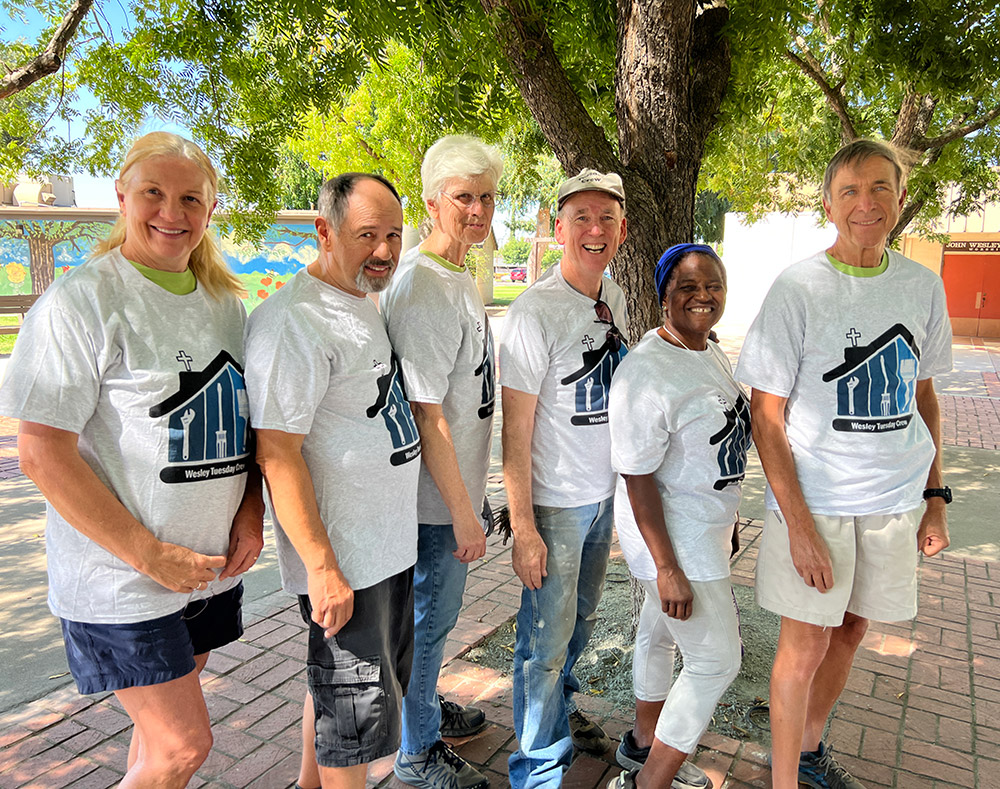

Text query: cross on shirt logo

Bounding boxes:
[581,335,595,351]
[846,328,862,347]
[176,350,193,371]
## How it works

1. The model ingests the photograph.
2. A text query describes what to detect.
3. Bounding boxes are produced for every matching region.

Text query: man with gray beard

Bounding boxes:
[245,173,421,789]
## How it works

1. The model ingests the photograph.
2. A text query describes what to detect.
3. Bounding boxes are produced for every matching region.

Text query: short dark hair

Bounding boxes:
[823,140,905,203]
[318,173,402,231]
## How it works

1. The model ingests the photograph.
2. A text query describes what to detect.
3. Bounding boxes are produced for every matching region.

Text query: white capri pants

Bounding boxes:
[633,576,742,754]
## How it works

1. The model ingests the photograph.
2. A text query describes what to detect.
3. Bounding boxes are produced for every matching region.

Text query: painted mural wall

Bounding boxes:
[0,210,318,311]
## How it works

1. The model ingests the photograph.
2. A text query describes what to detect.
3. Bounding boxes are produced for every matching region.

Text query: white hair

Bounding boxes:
[420,135,504,202]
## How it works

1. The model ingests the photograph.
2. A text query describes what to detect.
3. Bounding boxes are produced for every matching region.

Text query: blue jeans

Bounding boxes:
[400,522,469,755]
[508,497,614,789]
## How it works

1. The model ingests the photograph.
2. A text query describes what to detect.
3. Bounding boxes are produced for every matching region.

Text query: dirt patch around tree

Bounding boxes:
[465,556,779,746]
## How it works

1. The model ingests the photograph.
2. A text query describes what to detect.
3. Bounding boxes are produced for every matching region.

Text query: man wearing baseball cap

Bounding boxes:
[500,168,629,788]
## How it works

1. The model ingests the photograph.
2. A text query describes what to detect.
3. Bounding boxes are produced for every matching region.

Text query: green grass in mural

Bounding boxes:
[490,283,528,306]
[0,316,19,355]
[240,271,293,312]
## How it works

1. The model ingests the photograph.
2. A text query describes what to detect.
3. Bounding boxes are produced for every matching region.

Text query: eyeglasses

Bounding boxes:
[442,191,498,207]
[594,298,623,353]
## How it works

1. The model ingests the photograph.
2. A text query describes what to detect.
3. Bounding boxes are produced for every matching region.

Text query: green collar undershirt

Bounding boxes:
[128,259,197,295]
[421,248,466,273]
[826,250,889,278]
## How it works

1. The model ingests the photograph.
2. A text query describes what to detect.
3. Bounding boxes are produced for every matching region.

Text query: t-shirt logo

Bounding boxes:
[474,314,496,419]
[822,323,919,433]
[710,393,752,490]
[560,332,628,426]
[151,350,250,483]
[366,353,421,466]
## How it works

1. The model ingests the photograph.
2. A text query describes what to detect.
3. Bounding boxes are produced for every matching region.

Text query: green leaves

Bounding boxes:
[706,0,1000,238]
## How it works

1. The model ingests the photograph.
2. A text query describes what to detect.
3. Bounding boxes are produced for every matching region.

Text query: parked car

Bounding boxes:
[511,267,526,282]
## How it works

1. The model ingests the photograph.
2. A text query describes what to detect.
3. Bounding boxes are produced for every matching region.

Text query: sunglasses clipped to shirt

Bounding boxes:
[593,297,623,353]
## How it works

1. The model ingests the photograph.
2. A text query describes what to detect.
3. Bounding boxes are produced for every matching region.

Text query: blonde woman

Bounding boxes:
[0,132,264,787]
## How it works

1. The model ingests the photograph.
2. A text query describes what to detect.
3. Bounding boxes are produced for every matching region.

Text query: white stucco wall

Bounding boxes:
[717,211,837,335]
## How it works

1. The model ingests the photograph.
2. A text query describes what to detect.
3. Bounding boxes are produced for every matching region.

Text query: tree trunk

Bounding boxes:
[612,1,730,341]
[27,237,55,294]
[483,0,730,344]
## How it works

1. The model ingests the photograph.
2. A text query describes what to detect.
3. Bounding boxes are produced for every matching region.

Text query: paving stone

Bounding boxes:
[70,704,131,737]
[23,755,98,787]
[217,742,297,786]
[64,766,123,788]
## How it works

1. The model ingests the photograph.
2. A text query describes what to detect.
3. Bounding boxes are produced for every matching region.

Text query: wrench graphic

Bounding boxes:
[180,408,195,460]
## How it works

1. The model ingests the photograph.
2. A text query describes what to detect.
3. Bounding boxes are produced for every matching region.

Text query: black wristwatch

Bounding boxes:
[923,486,952,504]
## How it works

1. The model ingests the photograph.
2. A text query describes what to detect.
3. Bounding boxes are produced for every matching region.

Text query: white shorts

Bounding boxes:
[633,577,742,753]
[755,508,921,628]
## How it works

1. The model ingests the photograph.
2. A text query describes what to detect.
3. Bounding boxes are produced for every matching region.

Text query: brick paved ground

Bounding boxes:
[0,416,21,481]
[2,335,999,787]
[2,512,997,788]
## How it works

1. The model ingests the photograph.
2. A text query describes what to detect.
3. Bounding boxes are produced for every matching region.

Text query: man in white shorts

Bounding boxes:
[245,173,420,789]
[737,140,953,789]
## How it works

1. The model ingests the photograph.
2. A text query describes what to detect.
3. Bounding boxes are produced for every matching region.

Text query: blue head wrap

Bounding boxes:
[654,243,722,304]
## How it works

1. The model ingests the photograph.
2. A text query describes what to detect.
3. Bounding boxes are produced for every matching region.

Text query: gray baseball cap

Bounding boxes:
[557,168,626,209]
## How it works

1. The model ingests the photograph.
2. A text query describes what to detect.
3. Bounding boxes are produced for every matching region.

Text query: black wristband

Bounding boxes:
[922,486,952,504]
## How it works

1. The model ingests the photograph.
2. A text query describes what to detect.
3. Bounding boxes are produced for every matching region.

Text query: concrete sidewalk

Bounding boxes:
[1,335,999,788]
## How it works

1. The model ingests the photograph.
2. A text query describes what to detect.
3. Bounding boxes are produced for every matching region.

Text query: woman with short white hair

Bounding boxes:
[380,134,502,789]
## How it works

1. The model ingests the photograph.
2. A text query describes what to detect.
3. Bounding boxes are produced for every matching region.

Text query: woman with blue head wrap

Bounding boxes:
[607,244,750,789]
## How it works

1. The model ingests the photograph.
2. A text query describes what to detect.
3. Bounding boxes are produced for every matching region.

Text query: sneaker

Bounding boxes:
[606,769,639,789]
[798,742,865,789]
[616,731,711,789]
[616,730,650,771]
[568,709,612,755]
[394,740,489,789]
[439,695,487,738]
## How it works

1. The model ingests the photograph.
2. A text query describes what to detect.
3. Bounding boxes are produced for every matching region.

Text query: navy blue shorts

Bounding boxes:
[61,582,244,695]
[298,567,414,768]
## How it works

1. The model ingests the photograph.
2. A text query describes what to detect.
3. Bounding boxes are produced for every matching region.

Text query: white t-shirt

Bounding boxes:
[736,250,953,515]
[499,264,628,507]
[244,269,419,593]
[611,331,751,581]
[0,248,251,623]
[381,247,495,525]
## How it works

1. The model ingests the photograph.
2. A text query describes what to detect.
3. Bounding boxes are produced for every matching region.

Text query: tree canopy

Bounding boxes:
[707,0,1000,241]
[4,0,1000,330]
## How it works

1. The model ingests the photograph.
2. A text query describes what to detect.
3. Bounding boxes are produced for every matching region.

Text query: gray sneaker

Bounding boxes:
[439,695,487,738]
[615,731,711,788]
[394,740,489,789]
[568,709,612,755]
[798,742,865,789]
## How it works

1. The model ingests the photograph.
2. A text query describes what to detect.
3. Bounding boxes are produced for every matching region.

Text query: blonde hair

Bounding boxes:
[97,132,245,300]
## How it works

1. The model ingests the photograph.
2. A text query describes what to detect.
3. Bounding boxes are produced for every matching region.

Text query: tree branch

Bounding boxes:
[785,48,857,144]
[0,0,95,100]
[478,0,618,175]
[921,103,1000,150]
[890,196,925,244]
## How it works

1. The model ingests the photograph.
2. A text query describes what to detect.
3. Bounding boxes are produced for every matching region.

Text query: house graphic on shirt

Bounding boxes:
[710,394,752,490]
[474,315,496,420]
[150,350,251,483]
[561,335,628,426]
[821,323,920,433]
[365,353,421,466]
